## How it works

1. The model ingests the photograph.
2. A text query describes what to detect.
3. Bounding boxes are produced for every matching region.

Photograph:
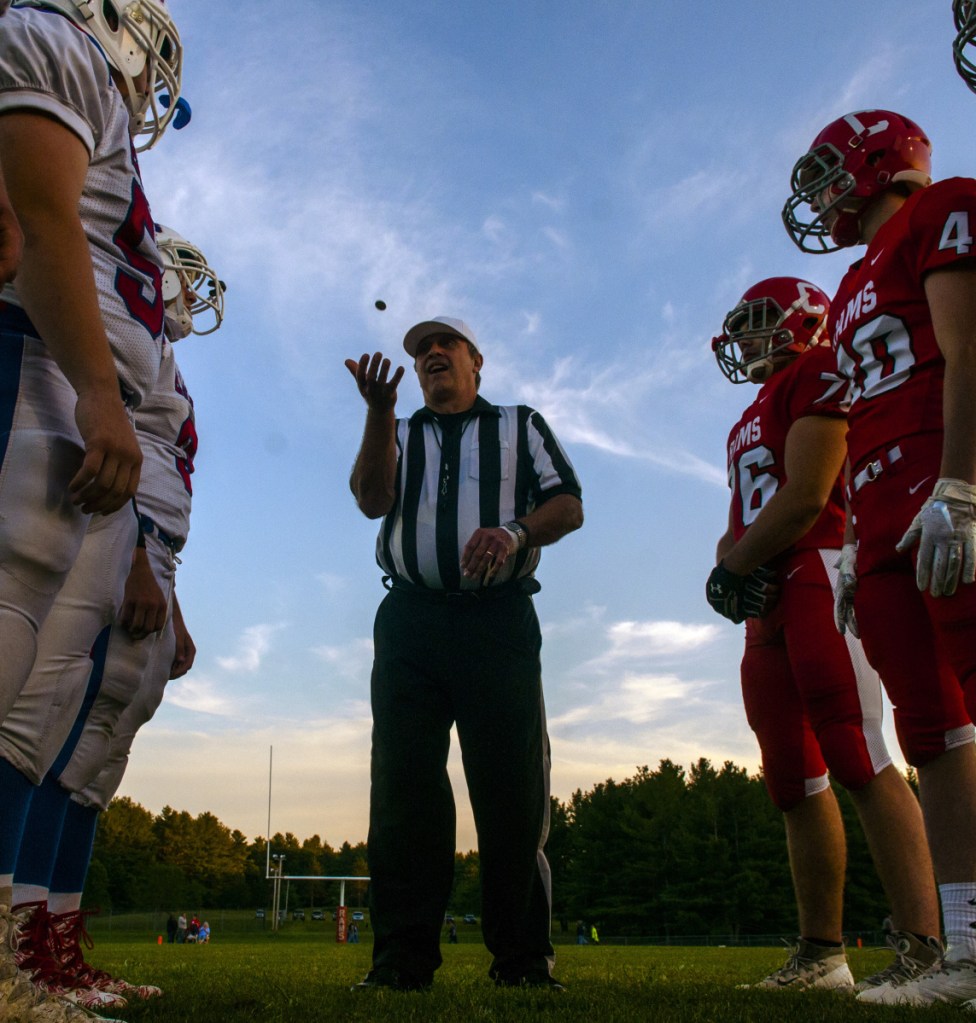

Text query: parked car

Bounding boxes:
[255,909,266,919]
[311,909,325,921]
[444,914,455,924]
[292,909,305,921]
[352,911,365,921]
[463,914,478,925]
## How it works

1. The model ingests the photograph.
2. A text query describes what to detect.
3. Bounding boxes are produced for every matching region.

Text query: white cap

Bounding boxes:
[402,316,479,357]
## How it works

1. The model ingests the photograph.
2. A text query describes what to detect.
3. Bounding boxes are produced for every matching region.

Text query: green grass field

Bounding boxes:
[82,927,971,1023]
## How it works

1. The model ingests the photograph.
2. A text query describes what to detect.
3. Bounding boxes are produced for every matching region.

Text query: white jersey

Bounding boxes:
[0,5,164,407]
[134,342,195,546]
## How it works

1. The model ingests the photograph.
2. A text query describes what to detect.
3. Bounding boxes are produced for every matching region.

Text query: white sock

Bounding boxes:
[11,884,48,909]
[939,882,976,961]
[47,892,82,915]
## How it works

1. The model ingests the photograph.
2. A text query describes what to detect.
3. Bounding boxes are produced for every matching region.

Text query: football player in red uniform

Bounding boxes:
[708,276,939,990]
[784,108,976,1006]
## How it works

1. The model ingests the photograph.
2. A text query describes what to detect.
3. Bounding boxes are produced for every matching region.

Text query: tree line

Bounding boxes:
[89,758,894,936]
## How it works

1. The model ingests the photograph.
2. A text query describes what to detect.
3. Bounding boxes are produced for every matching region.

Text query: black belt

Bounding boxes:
[138,513,182,552]
[384,576,540,602]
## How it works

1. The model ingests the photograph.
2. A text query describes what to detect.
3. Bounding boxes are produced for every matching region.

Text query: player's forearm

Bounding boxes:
[519,494,583,547]
[722,485,824,575]
[715,526,734,563]
[939,346,976,484]
[14,214,120,398]
[350,407,398,518]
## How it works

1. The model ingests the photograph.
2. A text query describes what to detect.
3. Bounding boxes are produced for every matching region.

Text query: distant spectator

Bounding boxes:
[348,922,359,944]
[576,920,587,945]
[448,922,457,945]
[198,921,211,944]
[166,914,177,944]
[590,924,600,945]
[187,915,200,943]
[177,912,187,944]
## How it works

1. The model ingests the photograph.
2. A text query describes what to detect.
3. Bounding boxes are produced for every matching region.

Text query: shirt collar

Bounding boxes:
[410,395,500,424]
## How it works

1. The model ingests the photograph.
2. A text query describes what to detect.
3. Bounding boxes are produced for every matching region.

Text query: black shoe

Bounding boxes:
[494,972,566,992]
[352,968,431,992]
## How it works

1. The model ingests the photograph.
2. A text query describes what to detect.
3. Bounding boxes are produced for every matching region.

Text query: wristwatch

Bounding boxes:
[502,520,530,550]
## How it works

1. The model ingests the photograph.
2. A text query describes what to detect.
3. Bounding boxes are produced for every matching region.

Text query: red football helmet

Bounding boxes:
[712,277,830,384]
[955,0,976,93]
[782,110,932,252]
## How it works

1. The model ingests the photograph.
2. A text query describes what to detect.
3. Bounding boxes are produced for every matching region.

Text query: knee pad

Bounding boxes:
[893,709,976,767]
[0,605,38,720]
[815,719,889,791]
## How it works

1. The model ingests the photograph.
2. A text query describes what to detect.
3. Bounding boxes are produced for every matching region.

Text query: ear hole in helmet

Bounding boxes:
[102,0,119,31]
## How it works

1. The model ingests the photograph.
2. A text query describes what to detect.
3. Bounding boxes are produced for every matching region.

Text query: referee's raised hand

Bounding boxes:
[345,352,404,412]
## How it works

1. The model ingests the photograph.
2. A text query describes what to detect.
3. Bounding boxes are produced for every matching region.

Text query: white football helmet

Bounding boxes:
[156,225,225,339]
[32,0,187,150]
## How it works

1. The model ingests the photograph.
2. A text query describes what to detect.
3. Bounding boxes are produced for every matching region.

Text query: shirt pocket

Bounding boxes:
[467,440,511,481]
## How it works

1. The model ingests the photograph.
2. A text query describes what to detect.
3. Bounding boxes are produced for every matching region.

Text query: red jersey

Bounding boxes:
[726,344,847,549]
[829,177,976,470]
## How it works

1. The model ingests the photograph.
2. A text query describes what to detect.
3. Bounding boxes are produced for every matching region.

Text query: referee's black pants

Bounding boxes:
[367,586,555,985]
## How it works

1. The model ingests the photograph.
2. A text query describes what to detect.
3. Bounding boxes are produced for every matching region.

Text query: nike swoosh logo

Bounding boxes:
[786,568,801,580]
[909,476,933,495]
[869,248,885,265]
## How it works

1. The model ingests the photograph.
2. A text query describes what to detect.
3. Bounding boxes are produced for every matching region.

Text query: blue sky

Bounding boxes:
[125,0,972,853]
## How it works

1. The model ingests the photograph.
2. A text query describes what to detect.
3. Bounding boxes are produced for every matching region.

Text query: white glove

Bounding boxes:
[896,478,976,597]
[834,542,859,637]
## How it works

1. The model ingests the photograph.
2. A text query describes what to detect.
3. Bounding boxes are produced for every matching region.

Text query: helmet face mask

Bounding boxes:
[712,277,830,384]
[954,0,976,93]
[38,0,185,150]
[782,110,932,253]
[156,225,225,340]
[783,143,862,252]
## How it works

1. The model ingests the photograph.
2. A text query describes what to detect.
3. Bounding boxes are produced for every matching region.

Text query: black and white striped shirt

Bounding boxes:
[376,396,581,591]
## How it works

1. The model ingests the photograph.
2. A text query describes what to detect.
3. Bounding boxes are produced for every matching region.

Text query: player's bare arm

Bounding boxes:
[118,543,169,640]
[722,415,847,576]
[926,264,976,484]
[345,352,404,518]
[0,166,23,285]
[461,494,583,579]
[0,111,141,514]
[169,592,195,679]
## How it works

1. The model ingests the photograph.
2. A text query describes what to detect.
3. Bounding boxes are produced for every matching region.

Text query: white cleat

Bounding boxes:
[745,938,854,991]
[854,920,943,999]
[858,956,976,1006]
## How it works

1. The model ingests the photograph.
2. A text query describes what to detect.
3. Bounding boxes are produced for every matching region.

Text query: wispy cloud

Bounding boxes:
[311,637,375,682]
[216,623,283,673]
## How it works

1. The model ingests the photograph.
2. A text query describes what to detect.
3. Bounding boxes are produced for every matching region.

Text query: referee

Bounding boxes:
[344,317,583,993]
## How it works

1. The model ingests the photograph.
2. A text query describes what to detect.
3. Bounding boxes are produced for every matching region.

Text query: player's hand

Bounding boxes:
[896,478,976,597]
[706,561,776,623]
[833,542,859,637]
[461,526,518,583]
[118,546,168,640]
[345,352,404,413]
[741,564,780,618]
[0,199,23,284]
[70,390,142,514]
[170,596,196,678]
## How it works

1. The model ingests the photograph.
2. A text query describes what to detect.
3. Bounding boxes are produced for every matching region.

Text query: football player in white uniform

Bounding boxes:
[0,1,187,1017]
[6,227,222,1006]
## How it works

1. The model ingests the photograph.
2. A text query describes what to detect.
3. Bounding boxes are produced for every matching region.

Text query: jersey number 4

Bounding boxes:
[940,211,973,255]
